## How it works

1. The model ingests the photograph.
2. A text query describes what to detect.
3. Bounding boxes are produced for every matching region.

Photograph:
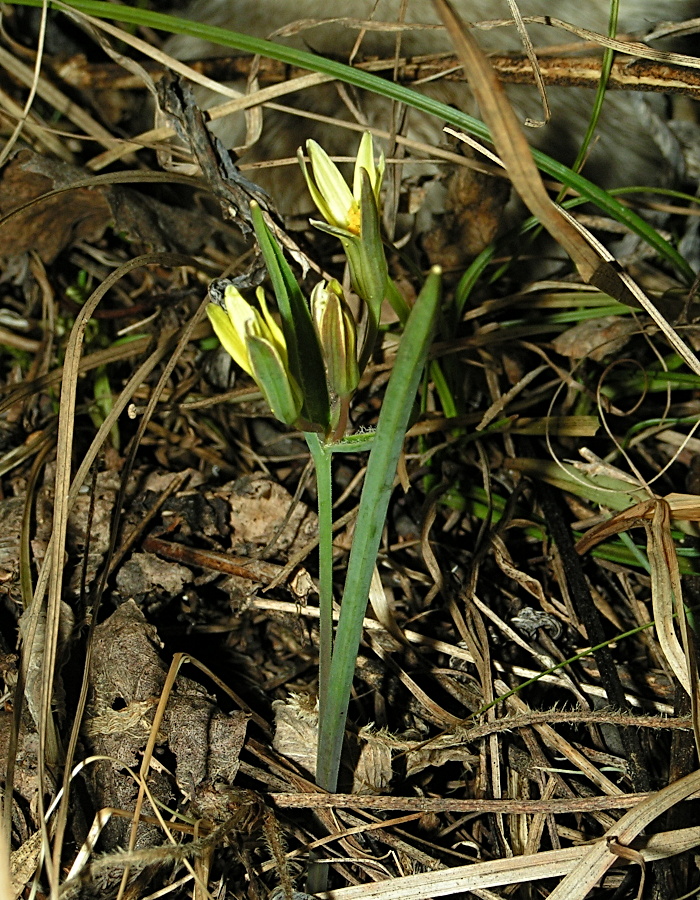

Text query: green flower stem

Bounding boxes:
[304,432,334,731]
[566,0,618,189]
[315,267,442,795]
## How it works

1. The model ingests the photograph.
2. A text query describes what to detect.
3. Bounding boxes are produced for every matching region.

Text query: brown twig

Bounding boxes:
[53,53,700,97]
[270,793,657,813]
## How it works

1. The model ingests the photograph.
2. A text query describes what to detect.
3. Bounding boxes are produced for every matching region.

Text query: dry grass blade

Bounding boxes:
[48,347,192,880]
[576,492,700,555]
[644,501,691,694]
[545,768,700,900]
[525,14,700,70]
[0,46,117,151]
[320,824,700,899]
[0,0,48,167]
[498,682,622,801]
[645,501,700,753]
[576,494,700,751]
[505,0,549,126]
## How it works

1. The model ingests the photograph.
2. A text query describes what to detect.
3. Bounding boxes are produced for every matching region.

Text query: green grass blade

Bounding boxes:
[315,267,442,794]
[9,0,694,281]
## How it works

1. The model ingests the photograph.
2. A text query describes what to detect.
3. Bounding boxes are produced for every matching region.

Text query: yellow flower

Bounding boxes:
[299,132,385,235]
[207,285,303,426]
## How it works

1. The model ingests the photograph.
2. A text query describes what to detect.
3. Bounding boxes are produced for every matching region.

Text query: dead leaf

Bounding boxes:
[0,149,111,263]
[10,831,42,900]
[222,475,318,556]
[353,727,392,795]
[552,316,638,361]
[272,694,318,777]
[84,601,248,850]
[115,551,193,601]
[423,155,510,267]
[0,149,215,262]
[0,496,25,587]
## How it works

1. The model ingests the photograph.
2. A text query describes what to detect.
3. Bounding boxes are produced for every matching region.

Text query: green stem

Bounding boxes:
[563,0,619,192]
[304,433,334,734]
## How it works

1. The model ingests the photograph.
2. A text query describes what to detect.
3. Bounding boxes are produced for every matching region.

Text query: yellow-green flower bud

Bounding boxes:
[311,279,360,398]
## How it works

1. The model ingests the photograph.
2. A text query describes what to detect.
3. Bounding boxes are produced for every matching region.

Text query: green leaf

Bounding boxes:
[507,457,647,510]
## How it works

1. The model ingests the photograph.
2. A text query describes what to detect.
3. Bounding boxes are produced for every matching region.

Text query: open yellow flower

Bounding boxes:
[207,284,303,426]
[299,132,389,328]
[299,132,385,236]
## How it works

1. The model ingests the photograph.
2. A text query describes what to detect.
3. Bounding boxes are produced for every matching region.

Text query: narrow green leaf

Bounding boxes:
[507,457,647,510]
[250,202,330,428]
[316,267,442,793]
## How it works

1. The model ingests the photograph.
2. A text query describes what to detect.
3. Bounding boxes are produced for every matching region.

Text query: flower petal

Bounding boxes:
[207,303,253,376]
[256,286,287,357]
[306,139,355,228]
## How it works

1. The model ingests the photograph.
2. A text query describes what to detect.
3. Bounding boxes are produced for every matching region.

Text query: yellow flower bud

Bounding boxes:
[311,280,360,399]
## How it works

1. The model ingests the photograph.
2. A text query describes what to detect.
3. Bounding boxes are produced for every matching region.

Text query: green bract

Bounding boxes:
[249,202,331,431]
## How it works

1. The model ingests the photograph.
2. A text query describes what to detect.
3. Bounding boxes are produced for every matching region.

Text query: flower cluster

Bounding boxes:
[207,134,387,439]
